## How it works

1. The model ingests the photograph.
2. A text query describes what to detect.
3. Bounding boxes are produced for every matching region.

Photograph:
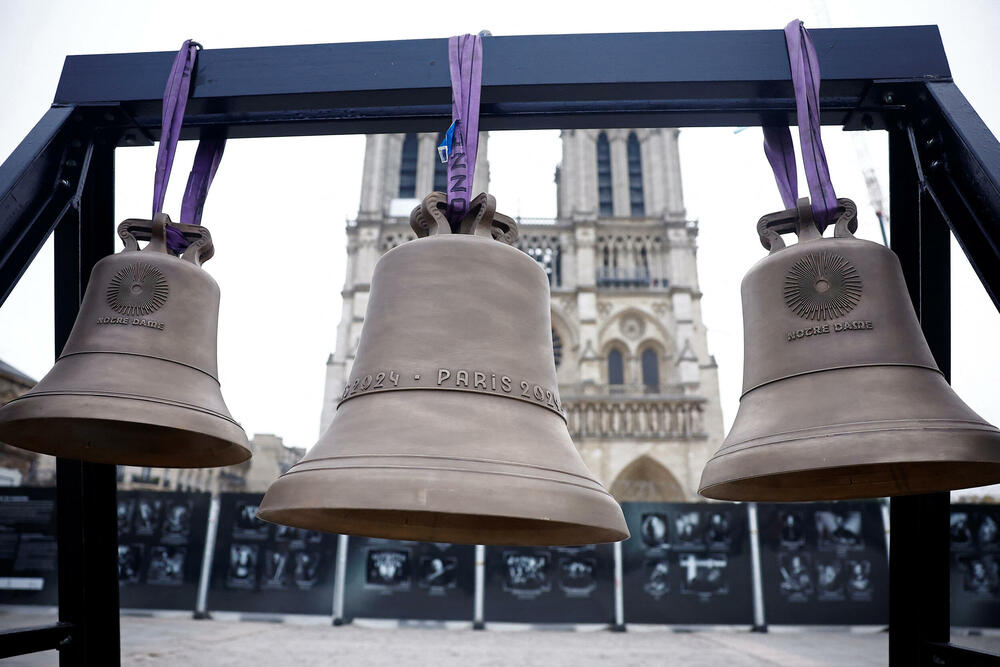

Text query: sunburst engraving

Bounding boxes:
[107,263,169,316]
[784,252,862,321]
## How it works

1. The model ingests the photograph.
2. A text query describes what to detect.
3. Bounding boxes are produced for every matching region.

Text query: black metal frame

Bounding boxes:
[0,26,997,666]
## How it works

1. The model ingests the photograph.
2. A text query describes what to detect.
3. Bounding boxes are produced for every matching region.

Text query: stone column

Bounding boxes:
[664,129,685,216]
[575,223,601,390]
[415,133,438,196]
[358,135,387,219]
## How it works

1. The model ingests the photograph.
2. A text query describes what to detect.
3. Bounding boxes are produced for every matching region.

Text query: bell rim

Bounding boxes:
[700,425,1000,501]
[257,465,630,546]
[0,393,251,468]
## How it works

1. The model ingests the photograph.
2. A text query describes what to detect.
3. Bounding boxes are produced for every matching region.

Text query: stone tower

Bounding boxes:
[322,128,723,501]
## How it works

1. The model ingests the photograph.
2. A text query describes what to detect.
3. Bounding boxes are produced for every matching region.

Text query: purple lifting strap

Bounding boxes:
[152,40,227,253]
[446,34,483,227]
[763,20,838,230]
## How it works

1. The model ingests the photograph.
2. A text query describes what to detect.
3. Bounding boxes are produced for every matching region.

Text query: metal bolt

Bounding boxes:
[929,160,943,170]
[882,92,895,105]
[925,137,937,148]
[58,178,72,188]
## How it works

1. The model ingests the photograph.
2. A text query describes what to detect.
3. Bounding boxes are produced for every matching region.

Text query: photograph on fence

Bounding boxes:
[757,501,888,625]
[208,493,338,615]
[344,538,475,621]
[620,502,753,624]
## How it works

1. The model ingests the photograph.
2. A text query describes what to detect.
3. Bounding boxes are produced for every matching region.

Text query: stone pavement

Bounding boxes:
[3,611,1000,666]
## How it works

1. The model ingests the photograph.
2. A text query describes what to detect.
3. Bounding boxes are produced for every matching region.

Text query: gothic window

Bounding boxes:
[552,329,563,368]
[628,132,645,216]
[597,132,613,217]
[398,133,418,198]
[641,348,660,392]
[433,132,448,192]
[608,348,624,386]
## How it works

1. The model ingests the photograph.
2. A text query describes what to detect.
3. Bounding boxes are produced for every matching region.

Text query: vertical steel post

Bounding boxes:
[473,544,485,630]
[612,540,626,631]
[331,534,349,625]
[193,493,221,619]
[747,503,767,632]
[887,127,951,666]
[55,138,120,666]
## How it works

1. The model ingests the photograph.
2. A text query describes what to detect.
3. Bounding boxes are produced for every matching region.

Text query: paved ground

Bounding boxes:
[3,611,1000,666]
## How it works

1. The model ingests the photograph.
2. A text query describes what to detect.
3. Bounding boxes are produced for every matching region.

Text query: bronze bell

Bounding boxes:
[258,193,629,545]
[0,214,251,468]
[699,198,1000,501]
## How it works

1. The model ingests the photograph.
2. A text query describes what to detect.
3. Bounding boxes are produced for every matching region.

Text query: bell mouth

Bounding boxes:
[0,415,250,468]
[701,460,1000,502]
[257,507,627,546]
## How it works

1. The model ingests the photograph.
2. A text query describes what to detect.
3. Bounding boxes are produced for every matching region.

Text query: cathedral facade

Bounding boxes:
[321,129,723,501]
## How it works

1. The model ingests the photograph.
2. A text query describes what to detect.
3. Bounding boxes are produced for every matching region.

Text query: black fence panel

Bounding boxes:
[757,501,888,625]
[117,490,209,610]
[0,487,58,605]
[950,504,1000,627]
[344,538,474,621]
[484,544,614,624]
[207,493,337,615]
[621,502,753,625]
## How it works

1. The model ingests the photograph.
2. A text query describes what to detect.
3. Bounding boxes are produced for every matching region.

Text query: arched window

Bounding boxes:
[597,132,613,216]
[641,348,660,392]
[552,329,563,368]
[398,133,418,198]
[608,348,624,386]
[433,132,448,192]
[627,132,644,216]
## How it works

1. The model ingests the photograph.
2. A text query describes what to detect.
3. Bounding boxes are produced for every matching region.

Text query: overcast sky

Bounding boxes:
[0,0,998,482]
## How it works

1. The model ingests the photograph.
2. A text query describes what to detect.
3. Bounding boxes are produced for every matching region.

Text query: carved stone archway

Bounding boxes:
[609,455,685,502]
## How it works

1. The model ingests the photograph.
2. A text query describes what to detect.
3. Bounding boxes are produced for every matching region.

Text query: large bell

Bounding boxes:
[0,215,251,468]
[258,193,629,545]
[700,198,1000,501]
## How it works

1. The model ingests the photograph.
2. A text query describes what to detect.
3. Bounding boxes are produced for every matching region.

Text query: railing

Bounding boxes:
[595,267,668,289]
[561,394,706,439]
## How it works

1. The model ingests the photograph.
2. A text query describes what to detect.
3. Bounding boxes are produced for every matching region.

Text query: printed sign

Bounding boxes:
[208,493,337,615]
[117,491,210,610]
[0,487,58,605]
[484,544,614,623]
[951,504,1000,627]
[344,538,474,621]
[621,502,753,624]
[757,501,888,625]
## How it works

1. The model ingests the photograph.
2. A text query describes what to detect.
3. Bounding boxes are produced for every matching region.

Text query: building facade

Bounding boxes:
[116,434,304,494]
[321,129,724,501]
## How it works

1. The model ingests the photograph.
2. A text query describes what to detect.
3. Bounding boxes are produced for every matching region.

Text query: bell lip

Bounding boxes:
[256,467,630,546]
[256,507,630,547]
[0,395,251,468]
[699,429,1000,502]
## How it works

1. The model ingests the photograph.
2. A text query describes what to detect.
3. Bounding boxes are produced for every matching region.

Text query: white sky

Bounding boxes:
[0,0,998,475]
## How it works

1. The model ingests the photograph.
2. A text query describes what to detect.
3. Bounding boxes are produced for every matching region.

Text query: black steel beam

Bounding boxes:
[888,126,952,666]
[51,26,950,138]
[0,623,73,659]
[906,81,1000,311]
[54,138,120,666]
[0,106,79,305]
[925,643,1000,666]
